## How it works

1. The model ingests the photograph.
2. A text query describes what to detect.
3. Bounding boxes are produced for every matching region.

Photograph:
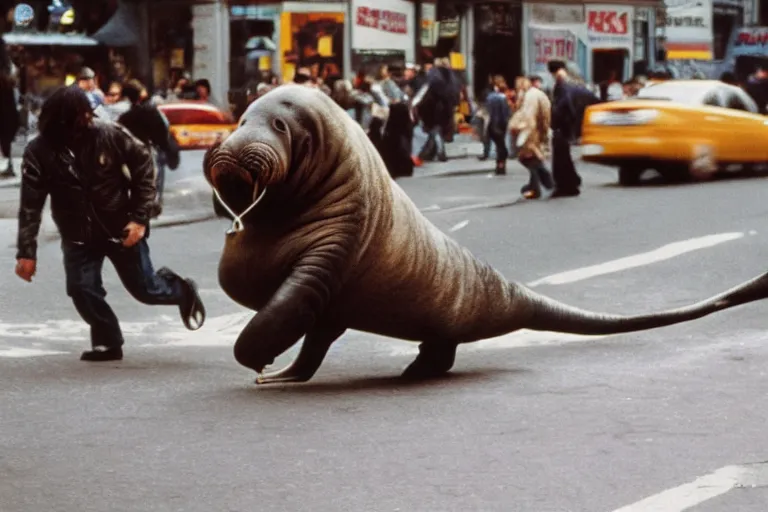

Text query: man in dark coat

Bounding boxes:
[548,60,600,197]
[415,60,453,162]
[743,67,768,114]
[0,38,19,179]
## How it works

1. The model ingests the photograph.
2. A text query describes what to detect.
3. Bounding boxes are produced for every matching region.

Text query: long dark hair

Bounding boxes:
[38,86,93,144]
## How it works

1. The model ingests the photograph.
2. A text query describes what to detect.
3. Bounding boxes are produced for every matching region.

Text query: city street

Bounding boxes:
[2,152,768,512]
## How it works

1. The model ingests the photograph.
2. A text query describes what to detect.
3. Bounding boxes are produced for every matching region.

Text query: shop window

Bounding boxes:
[229,16,276,91]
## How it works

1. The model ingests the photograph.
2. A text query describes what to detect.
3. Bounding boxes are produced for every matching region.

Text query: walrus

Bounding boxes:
[203,84,768,385]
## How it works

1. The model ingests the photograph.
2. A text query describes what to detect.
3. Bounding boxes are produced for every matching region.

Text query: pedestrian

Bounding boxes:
[509,76,554,199]
[115,81,180,218]
[14,86,205,362]
[548,60,599,197]
[76,67,104,110]
[484,76,511,176]
[0,37,19,179]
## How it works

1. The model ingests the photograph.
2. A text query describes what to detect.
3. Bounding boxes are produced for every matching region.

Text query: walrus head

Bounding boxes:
[203,85,323,218]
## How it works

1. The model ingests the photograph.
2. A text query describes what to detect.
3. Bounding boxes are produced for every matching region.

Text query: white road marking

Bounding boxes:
[449,220,470,232]
[420,204,441,212]
[527,232,746,287]
[611,462,768,512]
[0,347,68,358]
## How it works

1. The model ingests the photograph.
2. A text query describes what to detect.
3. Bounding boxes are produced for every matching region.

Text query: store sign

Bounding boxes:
[531,28,576,63]
[586,5,633,47]
[731,27,768,57]
[530,4,584,25]
[351,0,414,61]
[355,6,407,34]
[660,0,712,44]
[420,2,437,47]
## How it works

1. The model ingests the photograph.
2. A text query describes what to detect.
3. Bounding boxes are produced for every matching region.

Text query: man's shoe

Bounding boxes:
[81,346,123,362]
[179,278,206,331]
[551,189,580,198]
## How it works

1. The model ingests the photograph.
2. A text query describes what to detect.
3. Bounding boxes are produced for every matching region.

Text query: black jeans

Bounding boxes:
[62,238,186,349]
[520,156,554,195]
[488,127,508,172]
[552,130,582,192]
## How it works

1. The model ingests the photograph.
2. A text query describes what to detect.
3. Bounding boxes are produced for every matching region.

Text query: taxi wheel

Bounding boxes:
[618,165,643,186]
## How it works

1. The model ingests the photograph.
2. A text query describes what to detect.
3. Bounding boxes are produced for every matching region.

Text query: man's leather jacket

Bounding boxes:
[16,119,156,260]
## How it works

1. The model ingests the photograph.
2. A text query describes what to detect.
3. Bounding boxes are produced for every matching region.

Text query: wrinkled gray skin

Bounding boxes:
[203,84,768,384]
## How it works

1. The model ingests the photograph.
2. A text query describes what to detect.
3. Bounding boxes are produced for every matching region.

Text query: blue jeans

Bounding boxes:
[62,238,186,349]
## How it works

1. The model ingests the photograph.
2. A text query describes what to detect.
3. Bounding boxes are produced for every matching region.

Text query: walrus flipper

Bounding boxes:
[256,324,346,384]
[233,241,355,374]
[518,270,768,336]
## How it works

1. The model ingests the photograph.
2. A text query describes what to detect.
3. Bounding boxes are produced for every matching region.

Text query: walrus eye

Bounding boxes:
[272,118,288,134]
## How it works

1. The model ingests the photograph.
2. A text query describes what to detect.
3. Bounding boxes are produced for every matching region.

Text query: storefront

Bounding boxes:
[713,0,745,60]
[659,0,714,61]
[2,0,121,97]
[473,2,523,97]
[350,0,414,75]
[585,4,635,82]
[523,3,587,88]
[278,2,346,83]
[149,0,195,92]
[228,4,279,98]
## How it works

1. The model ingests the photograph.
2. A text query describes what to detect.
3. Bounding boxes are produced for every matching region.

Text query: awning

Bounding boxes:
[91,0,141,47]
[1,32,98,46]
[665,42,713,61]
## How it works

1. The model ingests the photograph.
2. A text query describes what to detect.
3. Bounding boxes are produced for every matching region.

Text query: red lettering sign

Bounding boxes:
[356,6,408,34]
[534,37,575,63]
[587,10,628,35]
[736,30,768,46]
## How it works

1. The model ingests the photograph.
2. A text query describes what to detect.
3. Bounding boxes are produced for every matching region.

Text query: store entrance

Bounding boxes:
[592,48,628,83]
[472,3,522,98]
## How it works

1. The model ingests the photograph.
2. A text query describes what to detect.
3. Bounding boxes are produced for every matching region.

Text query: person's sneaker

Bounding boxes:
[81,346,123,362]
[0,168,16,179]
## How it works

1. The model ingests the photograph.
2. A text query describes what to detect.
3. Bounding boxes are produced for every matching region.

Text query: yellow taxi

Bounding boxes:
[580,80,768,185]
[158,101,237,150]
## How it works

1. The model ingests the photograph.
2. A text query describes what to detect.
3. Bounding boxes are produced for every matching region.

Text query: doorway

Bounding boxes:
[592,48,628,83]
[472,2,522,98]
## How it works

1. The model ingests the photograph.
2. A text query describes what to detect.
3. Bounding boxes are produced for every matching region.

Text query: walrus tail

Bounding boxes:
[518,271,768,336]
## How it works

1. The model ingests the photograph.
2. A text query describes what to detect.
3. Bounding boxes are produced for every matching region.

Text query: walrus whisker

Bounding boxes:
[212,186,268,235]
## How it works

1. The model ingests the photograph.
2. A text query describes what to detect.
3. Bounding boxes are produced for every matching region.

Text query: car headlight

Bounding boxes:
[589,109,659,125]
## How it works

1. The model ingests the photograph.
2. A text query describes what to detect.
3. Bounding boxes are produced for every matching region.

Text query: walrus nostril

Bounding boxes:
[239,143,283,183]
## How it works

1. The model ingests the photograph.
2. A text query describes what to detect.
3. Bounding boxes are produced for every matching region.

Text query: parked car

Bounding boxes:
[158,101,237,150]
[580,80,767,185]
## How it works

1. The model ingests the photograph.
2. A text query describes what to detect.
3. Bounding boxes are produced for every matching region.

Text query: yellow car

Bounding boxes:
[158,101,237,151]
[580,80,767,185]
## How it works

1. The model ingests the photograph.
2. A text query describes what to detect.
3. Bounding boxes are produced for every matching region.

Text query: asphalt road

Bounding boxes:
[2,157,768,512]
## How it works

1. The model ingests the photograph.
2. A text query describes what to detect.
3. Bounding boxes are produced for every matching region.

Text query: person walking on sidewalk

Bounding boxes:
[484,76,511,176]
[509,76,554,198]
[14,86,205,362]
[115,81,180,218]
[0,37,20,179]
